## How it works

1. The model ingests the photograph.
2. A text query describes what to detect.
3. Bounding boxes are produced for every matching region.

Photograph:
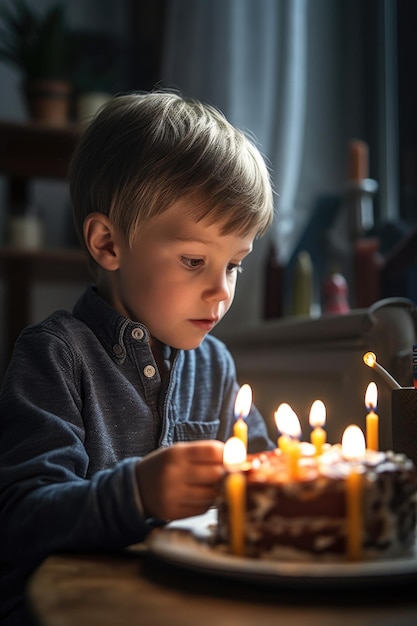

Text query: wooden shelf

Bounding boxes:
[0,120,81,180]
[0,247,89,281]
[0,121,88,364]
[0,248,91,360]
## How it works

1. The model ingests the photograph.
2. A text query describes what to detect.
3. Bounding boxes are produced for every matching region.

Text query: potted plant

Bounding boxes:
[72,30,118,123]
[0,0,75,124]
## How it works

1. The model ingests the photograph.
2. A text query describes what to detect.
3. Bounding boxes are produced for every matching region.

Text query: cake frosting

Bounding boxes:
[216,444,417,561]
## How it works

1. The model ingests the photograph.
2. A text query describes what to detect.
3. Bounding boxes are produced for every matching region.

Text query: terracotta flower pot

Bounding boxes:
[24,78,72,125]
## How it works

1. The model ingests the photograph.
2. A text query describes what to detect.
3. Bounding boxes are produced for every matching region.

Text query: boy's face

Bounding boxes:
[107,199,255,350]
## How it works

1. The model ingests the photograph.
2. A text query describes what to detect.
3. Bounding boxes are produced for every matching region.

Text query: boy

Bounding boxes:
[0,91,275,625]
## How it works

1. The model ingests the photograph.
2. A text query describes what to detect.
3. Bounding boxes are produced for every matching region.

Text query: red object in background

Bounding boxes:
[322,272,350,314]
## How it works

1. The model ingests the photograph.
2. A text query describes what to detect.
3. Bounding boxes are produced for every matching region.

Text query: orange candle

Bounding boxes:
[223,437,247,556]
[287,438,301,478]
[225,471,246,557]
[311,427,326,456]
[346,466,363,561]
[233,384,252,450]
[233,418,248,450]
[277,433,291,454]
[365,382,378,451]
[342,425,365,561]
[309,399,327,456]
[274,403,302,478]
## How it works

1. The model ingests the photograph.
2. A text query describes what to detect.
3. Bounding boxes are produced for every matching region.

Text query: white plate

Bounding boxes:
[147,509,417,588]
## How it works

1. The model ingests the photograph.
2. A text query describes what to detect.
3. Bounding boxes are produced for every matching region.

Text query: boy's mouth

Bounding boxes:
[189,318,219,331]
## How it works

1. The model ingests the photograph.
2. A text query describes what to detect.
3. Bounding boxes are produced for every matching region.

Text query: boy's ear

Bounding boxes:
[83,213,121,271]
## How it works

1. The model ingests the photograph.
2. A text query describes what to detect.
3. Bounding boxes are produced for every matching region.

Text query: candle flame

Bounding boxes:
[365,381,378,410]
[234,384,252,419]
[309,399,326,428]
[274,403,302,438]
[362,351,401,390]
[342,425,366,459]
[363,352,376,368]
[223,436,247,468]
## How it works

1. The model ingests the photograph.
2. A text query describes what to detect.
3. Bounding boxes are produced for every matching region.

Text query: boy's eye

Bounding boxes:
[180,256,204,270]
[180,257,244,274]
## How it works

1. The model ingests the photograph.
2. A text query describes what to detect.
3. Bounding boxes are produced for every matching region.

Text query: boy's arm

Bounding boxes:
[0,329,151,566]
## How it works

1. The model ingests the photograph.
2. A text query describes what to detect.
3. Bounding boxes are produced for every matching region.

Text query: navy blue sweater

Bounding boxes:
[0,286,273,624]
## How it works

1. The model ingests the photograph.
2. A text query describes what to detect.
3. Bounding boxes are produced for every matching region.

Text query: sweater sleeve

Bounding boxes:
[0,326,152,566]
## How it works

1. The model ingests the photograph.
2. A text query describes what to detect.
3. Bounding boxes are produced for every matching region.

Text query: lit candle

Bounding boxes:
[309,399,326,455]
[233,384,252,450]
[274,403,292,452]
[342,424,365,561]
[274,403,302,478]
[223,436,247,557]
[363,351,401,390]
[365,382,378,451]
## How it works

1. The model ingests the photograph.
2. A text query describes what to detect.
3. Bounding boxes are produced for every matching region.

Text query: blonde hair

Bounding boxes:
[69,91,274,258]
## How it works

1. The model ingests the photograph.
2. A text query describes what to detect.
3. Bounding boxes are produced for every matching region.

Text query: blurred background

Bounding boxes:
[0,0,416,388]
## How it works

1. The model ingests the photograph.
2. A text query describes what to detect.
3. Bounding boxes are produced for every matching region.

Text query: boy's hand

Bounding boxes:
[135,440,225,521]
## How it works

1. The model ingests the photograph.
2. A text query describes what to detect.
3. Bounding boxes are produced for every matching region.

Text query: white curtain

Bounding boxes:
[161,0,308,330]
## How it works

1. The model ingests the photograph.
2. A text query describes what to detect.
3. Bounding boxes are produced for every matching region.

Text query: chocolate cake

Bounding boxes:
[216,444,417,561]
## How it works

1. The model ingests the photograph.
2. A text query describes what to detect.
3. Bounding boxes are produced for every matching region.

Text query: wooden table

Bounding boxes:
[28,543,417,626]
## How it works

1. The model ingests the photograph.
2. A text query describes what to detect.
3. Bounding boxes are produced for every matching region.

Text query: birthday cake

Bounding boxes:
[216,444,417,561]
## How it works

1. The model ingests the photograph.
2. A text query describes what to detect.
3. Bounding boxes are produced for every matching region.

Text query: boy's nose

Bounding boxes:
[203,272,231,302]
